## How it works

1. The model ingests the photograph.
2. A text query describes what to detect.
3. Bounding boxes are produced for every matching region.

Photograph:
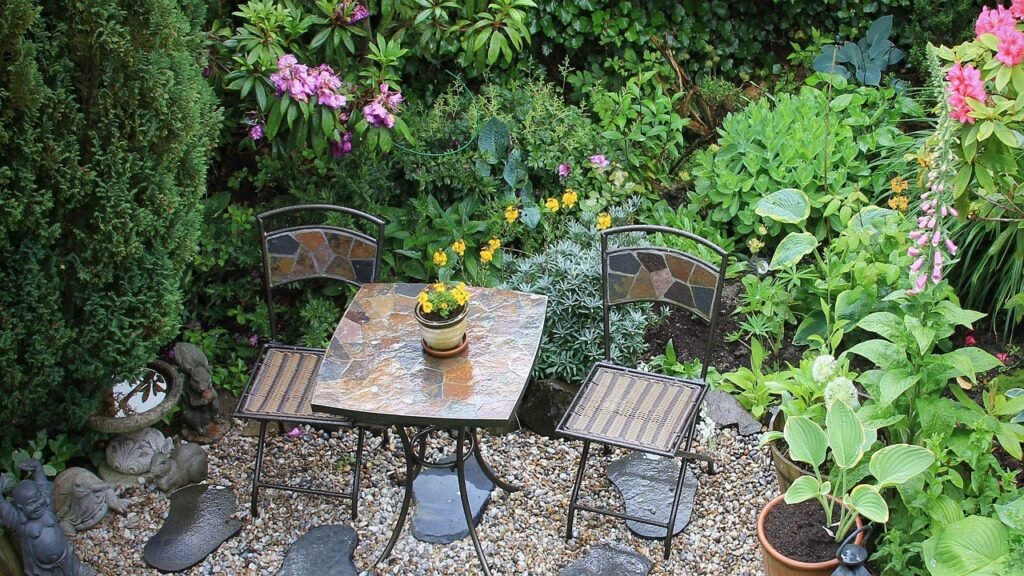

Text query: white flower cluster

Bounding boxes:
[811,354,837,384]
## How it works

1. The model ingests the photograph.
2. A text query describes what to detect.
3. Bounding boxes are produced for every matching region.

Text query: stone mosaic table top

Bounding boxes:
[311,283,547,426]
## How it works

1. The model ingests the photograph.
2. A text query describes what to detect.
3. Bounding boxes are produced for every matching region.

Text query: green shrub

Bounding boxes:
[0,0,219,442]
[691,82,918,245]
[502,200,654,384]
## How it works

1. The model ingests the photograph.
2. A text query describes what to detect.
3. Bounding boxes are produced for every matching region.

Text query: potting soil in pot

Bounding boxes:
[763,499,843,563]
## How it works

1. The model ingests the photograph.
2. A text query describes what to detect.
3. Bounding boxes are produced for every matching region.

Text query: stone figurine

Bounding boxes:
[100,427,173,487]
[174,342,231,443]
[0,459,95,576]
[149,443,208,493]
[52,468,126,535]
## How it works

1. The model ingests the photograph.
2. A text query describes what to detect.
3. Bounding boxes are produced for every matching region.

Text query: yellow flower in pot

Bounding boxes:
[757,400,934,576]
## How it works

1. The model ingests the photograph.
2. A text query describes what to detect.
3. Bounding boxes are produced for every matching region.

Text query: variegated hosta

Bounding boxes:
[760,400,935,542]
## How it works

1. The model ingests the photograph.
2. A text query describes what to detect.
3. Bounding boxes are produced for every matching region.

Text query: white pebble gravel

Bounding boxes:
[73,418,776,575]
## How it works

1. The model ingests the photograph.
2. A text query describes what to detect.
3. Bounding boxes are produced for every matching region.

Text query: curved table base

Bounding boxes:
[375,426,520,575]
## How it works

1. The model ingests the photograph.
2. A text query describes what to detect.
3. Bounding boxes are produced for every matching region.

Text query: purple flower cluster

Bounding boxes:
[335,0,369,25]
[249,124,264,141]
[907,158,958,296]
[362,83,404,129]
[332,131,353,158]
[270,55,348,109]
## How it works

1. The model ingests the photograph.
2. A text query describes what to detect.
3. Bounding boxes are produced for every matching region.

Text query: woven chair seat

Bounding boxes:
[237,346,345,423]
[558,363,704,457]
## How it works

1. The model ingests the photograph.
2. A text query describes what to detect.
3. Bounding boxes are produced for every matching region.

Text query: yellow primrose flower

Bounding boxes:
[747,237,765,254]
[433,282,446,292]
[422,301,433,313]
[596,212,611,230]
[432,249,447,267]
[504,205,519,224]
[418,291,429,306]
[562,189,578,209]
[545,198,560,212]
[887,195,909,212]
[452,239,466,256]
[488,237,501,251]
[480,248,494,263]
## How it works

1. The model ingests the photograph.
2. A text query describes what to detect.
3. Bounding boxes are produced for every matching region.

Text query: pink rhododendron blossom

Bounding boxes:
[332,131,353,158]
[335,0,369,24]
[270,55,347,107]
[557,163,571,178]
[589,154,609,168]
[997,28,1024,66]
[363,101,393,128]
[1014,0,1024,19]
[309,64,347,109]
[976,5,1017,37]
[946,63,986,124]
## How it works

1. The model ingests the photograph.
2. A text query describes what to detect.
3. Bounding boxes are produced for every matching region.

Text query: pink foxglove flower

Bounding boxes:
[557,163,571,178]
[589,154,609,168]
[249,124,264,141]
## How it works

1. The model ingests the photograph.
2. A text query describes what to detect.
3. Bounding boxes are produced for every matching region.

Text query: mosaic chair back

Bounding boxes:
[557,224,729,560]
[257,204,385,340]
[600,224,728,378]
[235,204,385,520]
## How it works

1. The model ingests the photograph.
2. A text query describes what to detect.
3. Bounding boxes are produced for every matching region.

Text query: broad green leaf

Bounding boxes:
[847,339,908,371]
[857,312,903,343]
[784,416,827,468]
[477,117,509,158]
[923,516,1009,576]
[868,444,934,487]
[929,495,965,528]
[993,122,1019,148]
[994,495,1024,530]
[878,369,920,408]
[848,485,888,522]
[755,188,811,224]
[769,232,818,270]
[784,475,822,504]
[827,400,864,469]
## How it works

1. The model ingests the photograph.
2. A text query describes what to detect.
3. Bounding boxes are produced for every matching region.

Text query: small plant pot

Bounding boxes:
[757,494,864,576]
[415,304,469,356]
[767,410,814,491]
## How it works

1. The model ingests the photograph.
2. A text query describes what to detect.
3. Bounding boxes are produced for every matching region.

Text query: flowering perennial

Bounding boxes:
[557,163,571,178]
[334,0,369,25]
[417,282,470,318]
[270,55,348,109]
[907,119,959,296]
[362,83,404,129]
[249,124,264,141]
[589,154,609,168]
[976,5,1017,36]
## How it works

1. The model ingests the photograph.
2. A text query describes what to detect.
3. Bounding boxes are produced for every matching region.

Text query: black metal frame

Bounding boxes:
[563,224,729,560]
[236,204,385,520]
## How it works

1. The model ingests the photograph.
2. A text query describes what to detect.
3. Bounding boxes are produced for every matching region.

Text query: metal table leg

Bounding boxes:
[470,428,520,493]
[457,427,491,576]
[376,426,418,566]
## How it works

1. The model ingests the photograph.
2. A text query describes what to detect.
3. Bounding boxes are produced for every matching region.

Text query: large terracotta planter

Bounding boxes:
[767,410,813,492]
[757,494,864,576]
[415,304,468,354]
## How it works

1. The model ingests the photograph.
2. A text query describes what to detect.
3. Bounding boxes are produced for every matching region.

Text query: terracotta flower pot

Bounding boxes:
[415,303,468,354]
[757,494,864,576]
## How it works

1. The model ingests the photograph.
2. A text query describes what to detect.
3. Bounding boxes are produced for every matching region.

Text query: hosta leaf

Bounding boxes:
[755,188,810,224]
[868,444,934,487]
[848,485,888,522]
[769,232,818,270]
[784,475,821,504]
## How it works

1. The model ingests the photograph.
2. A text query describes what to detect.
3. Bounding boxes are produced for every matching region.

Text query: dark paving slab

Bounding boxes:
[559,542,654,576]
[143,484,242,572]
[275,525,357,576]
[411,457,493,544]
[607,452,698,539]
[704,389,762,436]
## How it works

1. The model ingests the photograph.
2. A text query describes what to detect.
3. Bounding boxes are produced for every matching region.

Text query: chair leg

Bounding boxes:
[251,421,269,518]
[566,440,591,542]
[351,427,366,520]
[663,455,690,560]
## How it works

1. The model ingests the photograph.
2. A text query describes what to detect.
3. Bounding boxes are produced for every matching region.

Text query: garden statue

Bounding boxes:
[0,460,95,576]
[174,342,230,443]
[149,443,208,493]
[101,427,172,487]
[52,468,126,535]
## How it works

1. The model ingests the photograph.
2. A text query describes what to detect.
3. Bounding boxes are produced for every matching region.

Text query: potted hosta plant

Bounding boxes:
[758,399,934,576]
[416,281,471,356]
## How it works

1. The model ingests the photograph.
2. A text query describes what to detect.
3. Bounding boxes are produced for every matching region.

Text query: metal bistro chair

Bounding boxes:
[556,224,728,559]
[235,204,385,520]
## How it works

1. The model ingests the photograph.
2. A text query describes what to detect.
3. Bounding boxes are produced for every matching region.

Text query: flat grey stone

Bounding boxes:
[143,484,242,572]
[559,542,653,576]
[607,452,698,539]
[704,389,762,435]
[276,525,357,576]
[411,457,493,544]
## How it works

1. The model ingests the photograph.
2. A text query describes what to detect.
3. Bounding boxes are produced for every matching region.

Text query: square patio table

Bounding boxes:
[311,283,547,575]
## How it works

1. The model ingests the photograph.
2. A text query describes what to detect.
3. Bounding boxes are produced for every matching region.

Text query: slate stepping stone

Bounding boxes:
[143,484,242,572]
[607,452,698,539]
[411,456,493,544]
[704,389,762,436]
[559,542,654,576]
[276,525,358,576]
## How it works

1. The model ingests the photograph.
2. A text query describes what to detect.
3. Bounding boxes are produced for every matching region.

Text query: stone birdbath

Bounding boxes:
[86,360,182,434]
